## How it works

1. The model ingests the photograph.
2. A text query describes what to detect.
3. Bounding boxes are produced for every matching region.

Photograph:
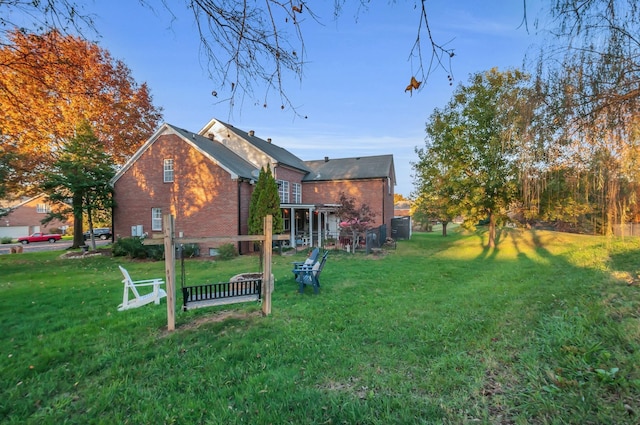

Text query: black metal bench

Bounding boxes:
[182,277,262,311]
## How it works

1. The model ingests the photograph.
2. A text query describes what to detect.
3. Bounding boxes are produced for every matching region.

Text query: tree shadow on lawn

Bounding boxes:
[605,239,640,286]
[461,227,640,423]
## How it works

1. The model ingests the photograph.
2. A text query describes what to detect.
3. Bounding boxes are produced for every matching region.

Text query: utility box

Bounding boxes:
[391,216,412,240]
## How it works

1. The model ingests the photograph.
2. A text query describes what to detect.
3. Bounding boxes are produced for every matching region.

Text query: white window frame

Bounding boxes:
[292,183,302,203]
[163,159,174,183]
[36,204,51,214]
[151,208,162,231]
[277,180,290,203]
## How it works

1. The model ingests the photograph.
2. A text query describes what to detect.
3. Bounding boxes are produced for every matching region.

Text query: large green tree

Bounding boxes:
[415,68,533,248]
[248,164,284,236]
[412,142,461,237]
[41,121,115,249]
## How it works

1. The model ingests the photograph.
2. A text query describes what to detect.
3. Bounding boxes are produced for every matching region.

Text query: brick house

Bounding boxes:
[110,118,395,255]
[0,194,71,239]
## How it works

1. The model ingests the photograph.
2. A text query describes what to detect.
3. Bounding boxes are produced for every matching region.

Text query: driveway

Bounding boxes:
[0,239,111,255]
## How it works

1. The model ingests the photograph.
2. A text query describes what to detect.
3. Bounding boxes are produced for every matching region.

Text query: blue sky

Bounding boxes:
[90,1,545,197]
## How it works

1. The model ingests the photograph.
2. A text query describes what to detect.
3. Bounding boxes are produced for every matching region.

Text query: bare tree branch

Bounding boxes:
[0,1,542,113]
[409,0,456,91]
[0,0,95,41]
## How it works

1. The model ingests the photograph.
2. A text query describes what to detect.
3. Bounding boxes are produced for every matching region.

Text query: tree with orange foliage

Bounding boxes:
[0,29,162,195]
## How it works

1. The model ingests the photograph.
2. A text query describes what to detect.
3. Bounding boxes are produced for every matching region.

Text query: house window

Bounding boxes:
[292,183,302,203]
[163,159,174,183]
[277,180,290,203]
[36,204,51,214]
[152,208,162,231]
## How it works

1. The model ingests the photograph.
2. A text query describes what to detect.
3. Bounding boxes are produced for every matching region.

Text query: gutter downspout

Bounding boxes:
[381,178,385,229]
[238,180,242,254]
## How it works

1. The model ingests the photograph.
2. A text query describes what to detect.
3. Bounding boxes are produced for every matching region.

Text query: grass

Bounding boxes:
[1,227,639,424]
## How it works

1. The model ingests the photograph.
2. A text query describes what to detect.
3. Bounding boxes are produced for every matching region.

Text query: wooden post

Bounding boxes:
[163,214,176,331]
[262,215,273,316]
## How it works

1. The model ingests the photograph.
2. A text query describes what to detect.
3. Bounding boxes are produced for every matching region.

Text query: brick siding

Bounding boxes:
[3,196,71,234]
[302,178,394,230]
[113,134,254,254]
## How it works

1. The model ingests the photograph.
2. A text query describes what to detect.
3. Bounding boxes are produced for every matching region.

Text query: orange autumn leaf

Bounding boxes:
[0,29,162,192]
[404,76,421,95]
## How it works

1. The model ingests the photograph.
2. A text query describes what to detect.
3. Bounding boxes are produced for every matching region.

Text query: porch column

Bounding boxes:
[318,210,324,246]
[290,207,296,247]
[308,207,313,247]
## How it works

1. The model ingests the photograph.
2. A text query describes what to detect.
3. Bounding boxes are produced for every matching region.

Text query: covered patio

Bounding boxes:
[280,203,340,249]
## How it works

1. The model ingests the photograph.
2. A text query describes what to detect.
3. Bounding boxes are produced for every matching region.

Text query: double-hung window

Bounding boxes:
[292,183,302,203]
[151,208,162,231]
[163,159,174,183]
[277,180,290,203]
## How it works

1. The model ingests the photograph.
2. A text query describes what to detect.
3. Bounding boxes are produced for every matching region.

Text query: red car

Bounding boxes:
[18,232,62,244]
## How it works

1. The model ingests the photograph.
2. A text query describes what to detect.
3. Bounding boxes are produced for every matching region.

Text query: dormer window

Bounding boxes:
[164,159,174,183]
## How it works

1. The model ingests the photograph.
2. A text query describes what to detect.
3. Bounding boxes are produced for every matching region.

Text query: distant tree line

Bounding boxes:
[412,1,640,245]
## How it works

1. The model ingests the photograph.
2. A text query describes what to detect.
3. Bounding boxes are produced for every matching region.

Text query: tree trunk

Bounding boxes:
[87,206,96,250]
[351,230,358,254]
[442,221,449,237]
[72,192,84,248]
[488,212,496,248]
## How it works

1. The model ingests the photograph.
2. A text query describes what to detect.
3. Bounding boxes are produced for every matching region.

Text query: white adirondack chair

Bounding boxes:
[117,265,167,311]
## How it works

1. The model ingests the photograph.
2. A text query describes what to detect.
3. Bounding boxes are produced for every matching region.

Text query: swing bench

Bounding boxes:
[179,247,262,311]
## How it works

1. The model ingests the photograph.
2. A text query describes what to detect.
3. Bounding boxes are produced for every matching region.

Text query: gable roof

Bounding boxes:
[110,123,259,185]
[224,124,310,172]
[169,125,258,179]
[303,154,396,183]
[0,194,45,210]
[199,118,309,173]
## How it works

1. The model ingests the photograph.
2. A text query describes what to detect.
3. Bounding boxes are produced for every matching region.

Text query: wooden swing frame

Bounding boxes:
[147,214,287,331]
[179,244,263,311]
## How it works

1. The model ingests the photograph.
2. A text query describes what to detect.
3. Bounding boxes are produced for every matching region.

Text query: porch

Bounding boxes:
[280,203,340,249]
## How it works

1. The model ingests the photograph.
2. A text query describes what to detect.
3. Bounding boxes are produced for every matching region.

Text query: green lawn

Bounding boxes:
[1,228,639,424]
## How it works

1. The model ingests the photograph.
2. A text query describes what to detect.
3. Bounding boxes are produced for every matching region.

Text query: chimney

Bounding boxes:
[248,130,255,137]
[324,156,329,162]
[267,138,272,143]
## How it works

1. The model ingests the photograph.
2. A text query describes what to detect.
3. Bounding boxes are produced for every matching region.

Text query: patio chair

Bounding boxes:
[291,247,320,279]
[117,265,167,311]
[297,251,329,294]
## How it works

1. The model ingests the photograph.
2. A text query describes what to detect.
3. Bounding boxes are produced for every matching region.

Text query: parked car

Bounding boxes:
[18,232,62,244]
[83,228,112,240]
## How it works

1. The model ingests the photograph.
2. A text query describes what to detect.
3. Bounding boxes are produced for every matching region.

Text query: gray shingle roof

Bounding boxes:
[221,123,310,172]
[169,125,259,180]
[303,155,395,182]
